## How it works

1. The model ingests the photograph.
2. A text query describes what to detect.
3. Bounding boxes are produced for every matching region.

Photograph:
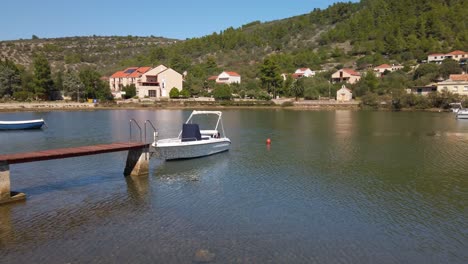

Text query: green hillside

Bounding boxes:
[0,36,177,74]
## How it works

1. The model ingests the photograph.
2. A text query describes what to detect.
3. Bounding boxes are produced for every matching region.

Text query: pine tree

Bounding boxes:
[32,53,54,100]
[0,59,21,97]
[258,57,282,98]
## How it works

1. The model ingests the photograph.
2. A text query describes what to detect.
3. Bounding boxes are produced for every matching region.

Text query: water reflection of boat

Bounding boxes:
[155,152,229,181]
[0,119,45,130]
[152,111,231,160]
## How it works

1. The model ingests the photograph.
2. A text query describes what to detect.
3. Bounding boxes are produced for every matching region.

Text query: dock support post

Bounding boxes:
[124,147,149,177]
[0,162,26,205]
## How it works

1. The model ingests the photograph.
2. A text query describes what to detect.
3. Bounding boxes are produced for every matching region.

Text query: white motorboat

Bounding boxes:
[152,110,231,160]
[449,103,468,119]
[456,109,468,119]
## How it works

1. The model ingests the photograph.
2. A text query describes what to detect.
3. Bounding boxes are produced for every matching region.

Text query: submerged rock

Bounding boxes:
[193,249,215,263]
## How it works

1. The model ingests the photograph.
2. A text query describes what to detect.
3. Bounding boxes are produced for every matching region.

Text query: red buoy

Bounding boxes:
[266,138,271,144]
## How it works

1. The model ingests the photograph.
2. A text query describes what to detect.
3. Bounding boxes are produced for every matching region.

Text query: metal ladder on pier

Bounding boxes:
[129,119,158,157]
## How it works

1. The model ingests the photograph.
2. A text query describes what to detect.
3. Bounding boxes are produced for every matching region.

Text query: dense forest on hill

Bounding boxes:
[322,0,468,60]
[0,0,467,107]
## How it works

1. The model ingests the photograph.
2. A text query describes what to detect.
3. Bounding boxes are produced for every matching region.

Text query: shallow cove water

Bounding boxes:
[0,109,467,263]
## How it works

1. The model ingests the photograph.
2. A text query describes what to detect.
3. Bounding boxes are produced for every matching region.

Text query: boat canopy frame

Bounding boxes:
[178,111,227,139]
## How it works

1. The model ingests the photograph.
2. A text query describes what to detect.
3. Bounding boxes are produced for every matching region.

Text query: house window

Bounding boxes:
[452,86,458,92]
[463,86,468,91]
[148,90,156,97]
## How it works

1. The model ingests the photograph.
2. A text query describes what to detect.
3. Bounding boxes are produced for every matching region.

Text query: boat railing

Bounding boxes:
[129,119,142,142]
[144,120,158,143]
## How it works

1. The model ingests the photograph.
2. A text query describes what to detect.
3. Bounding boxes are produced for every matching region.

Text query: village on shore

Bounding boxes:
[1,50,467,112]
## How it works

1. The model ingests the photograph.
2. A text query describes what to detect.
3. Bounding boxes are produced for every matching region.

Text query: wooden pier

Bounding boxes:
[0,142,150,205]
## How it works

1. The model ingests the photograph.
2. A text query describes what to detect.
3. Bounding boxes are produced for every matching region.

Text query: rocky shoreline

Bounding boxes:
[0,102,96,112]
[0,100,362,112]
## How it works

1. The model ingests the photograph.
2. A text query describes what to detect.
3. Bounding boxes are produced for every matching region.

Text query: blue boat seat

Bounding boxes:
[181,123,202,142]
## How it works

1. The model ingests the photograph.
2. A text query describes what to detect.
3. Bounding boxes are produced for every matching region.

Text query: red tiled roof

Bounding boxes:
[110,71,127,78]
[375,64,391,69]
[447,50,466,55]
[450,74,468,81]
[110,67,151,79]
[299,68,309,71]
[342,68,360,76]
[207,75,218,80]
[225,71,240,76]
[128,67,152,77]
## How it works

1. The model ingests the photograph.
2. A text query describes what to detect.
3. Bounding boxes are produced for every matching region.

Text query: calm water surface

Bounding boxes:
[0,109,467,263]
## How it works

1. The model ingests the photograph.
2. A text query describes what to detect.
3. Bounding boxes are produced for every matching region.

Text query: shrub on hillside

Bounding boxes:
[304,86,320,100]
[256,90,271,101]
[427,90,461,109]
[169,87,179,98]
[122,84,136,99]
[13,91,34,101]
[360,92,379,108]
[213,85,232,100]
[179,89,191,98]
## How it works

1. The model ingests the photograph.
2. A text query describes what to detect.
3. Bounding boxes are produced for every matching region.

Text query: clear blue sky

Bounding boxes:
[2,0,353,41]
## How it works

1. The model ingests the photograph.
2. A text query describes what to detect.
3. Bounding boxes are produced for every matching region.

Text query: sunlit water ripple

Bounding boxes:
[0,110,466,263]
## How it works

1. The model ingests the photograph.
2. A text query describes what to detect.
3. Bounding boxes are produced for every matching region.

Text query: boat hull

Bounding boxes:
[0,119,45,130]
[457,112,468,119]
[153,138,231,160]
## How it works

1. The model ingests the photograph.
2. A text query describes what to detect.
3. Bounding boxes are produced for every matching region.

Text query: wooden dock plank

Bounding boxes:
[0,142,149,164]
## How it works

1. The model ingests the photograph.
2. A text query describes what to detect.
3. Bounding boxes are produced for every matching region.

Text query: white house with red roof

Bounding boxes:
[109,67,152,98]
[437,74,468,96]
[428,50,467,64]
[281,68,316,80]
[336,85,352,102]
[138,65,183,98]
[373,64,404,77]
[109,65,182,99]
[293,68,315,78]
[208,71,241,84]
[331,68,361,84]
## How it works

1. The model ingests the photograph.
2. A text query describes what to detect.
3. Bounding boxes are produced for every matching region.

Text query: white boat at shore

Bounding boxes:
[456,109,468,119]
[449,103,468,119]
[152,111,231,160]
